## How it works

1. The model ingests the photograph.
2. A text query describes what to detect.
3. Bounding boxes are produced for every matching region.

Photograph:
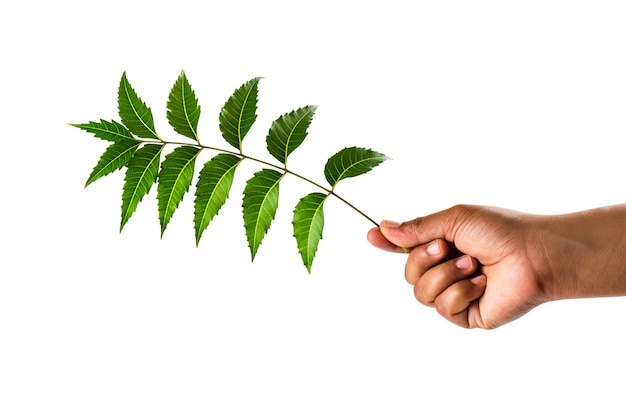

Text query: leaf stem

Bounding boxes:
[138,138,380,228]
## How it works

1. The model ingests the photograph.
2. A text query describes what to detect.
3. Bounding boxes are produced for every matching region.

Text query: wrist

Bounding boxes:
[537,204,626,301]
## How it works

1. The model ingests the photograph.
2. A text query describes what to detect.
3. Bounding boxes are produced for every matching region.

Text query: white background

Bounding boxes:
[2,1,626,403]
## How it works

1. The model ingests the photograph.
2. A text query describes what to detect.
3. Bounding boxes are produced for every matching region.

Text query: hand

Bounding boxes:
[368,205,547,328]
[368,204,626,329]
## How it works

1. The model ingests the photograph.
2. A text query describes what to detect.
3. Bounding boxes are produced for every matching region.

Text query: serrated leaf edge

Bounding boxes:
[194,154,243,246]
[267,105,317,165]
[219,77,261,151]
[325,147,389,188]
[70,119,135,142]
[167,71,200,142]
[120,144,165,230]
[158,146,202,236]
[292,192,327,273]
[85,139,140,188]
[242,169,284,260]
[119,72,159,140]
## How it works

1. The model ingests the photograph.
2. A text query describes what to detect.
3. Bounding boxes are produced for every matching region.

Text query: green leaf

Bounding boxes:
[166,70,201,142]
[219,77,261,151]
[292,192,327,273]
[157,146,202,236]
[242,169,283,260]
[85,139,141,188]
[118,72,159,140]
[194,153,242,246]
[266,105,317,165]
[324,147,389,188]
[120,144,164,230]
[70,119,135,142]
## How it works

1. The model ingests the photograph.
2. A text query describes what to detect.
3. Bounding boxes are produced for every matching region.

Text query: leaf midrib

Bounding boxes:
[77,121,133,140]
[88,141,138,184]
[251,173,283,252]
[333,156,381,186]
[198,159,241,233]
[237,84,255,150]
[304,196,325,263]
[282,110,311,164]
[122,145,164,226]
[180,77,198,141]
[162,148,201,229]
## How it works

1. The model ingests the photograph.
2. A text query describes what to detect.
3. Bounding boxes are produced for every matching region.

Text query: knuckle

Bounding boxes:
[405,217,423,238]
[413,281,432,305]
[434,296,453,317]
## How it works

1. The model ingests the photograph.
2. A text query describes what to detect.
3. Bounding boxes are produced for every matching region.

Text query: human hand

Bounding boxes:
[367,205,550,329]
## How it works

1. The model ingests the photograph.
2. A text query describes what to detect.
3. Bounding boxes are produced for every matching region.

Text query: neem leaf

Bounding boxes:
[292,192,327,273]
[166,71,201,142]
[194,153,242,246]
[75,72,390,273]
[242,169,283,260]
[219,77,261,151]
[70,119,135,142]
[157,146,201,236]
[118,72,159,140]
[324,147,389,188]
[266,105,317,165]
[120,144,164,230]
[85,139,141,188]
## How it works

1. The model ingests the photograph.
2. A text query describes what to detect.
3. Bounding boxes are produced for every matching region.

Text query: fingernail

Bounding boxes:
[426,240,440,256]
[471,275,486,285]
[380,220,401,229]
[455,255,472,270]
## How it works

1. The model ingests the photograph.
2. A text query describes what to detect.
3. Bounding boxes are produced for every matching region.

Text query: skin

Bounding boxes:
[367,204,626,329]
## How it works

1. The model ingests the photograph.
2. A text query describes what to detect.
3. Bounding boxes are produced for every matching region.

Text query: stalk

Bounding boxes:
[144,138,380,227]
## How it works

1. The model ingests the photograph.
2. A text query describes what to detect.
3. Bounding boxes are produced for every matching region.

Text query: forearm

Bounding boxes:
[536,204,626,301]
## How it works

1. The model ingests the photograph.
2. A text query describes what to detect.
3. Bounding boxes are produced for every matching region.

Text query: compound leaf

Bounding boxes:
[266,105,317,165]
[292,192,327,273]
[324,147,389,188]
[242,169,283,260]
[157,146,202,236]
[70,119,135,142]
[166,70,201,142]
[118,72,159,140]
[121,143,164,230]
[74,72,391,273]
[219,77,261,151]
[85,139,141,188]
[194,153,242,246]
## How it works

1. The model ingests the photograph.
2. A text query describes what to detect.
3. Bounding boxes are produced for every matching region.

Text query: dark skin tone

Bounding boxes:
[367,204,626,329]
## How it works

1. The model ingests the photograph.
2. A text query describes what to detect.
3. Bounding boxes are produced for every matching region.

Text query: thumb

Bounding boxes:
[379,206,469,249]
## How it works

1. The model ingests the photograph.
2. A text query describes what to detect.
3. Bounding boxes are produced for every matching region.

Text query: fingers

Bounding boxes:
[434,275,486,328]
[407,240,487,328]
[413,255,478,304]
[404,239,449,284]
